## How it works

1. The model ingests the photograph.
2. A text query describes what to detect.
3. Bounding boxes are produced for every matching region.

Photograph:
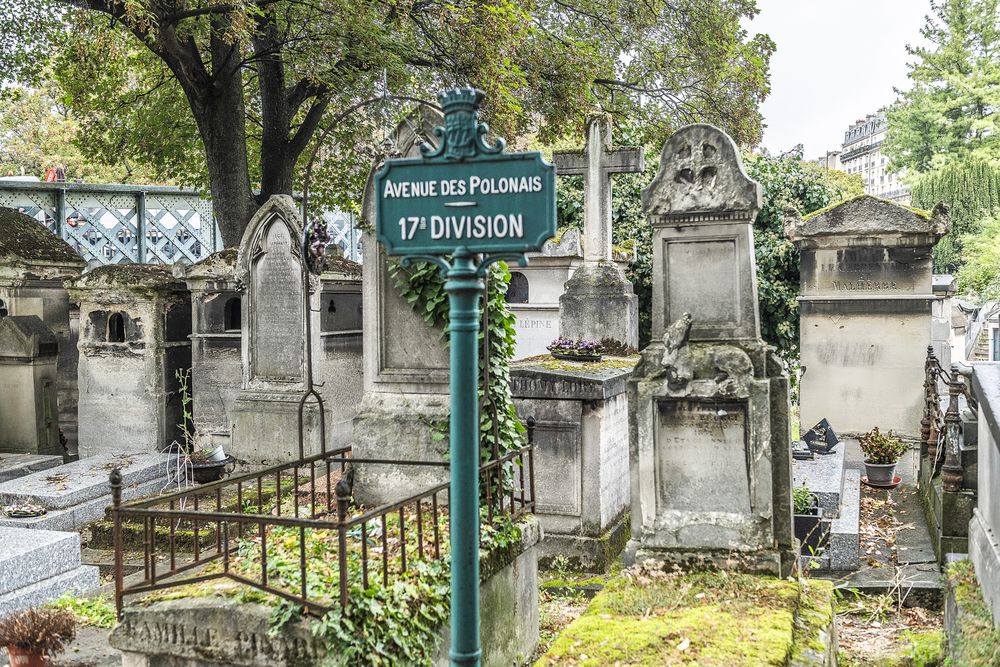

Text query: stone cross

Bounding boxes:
[553,118,644,263]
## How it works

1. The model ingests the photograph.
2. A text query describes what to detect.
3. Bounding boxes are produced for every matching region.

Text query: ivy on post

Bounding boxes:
[374,88,555,667]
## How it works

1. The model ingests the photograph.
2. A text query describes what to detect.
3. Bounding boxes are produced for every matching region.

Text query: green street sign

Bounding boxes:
[374,91,555,256]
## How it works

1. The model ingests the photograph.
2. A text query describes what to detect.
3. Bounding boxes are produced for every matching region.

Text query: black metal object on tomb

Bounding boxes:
[803,418,839,455]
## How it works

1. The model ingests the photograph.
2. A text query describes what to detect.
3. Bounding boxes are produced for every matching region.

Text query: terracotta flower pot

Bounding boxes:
[6,646,49,667]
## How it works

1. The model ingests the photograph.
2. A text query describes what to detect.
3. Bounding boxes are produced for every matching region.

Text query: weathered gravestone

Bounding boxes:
[353,108,453,505]
[0,206,86,455]
[553,117,642,349]
[626,124,795,575]
[785,196,949,438]
[231,196,322,465]
[0,316,60,456]
[67,265,192,458]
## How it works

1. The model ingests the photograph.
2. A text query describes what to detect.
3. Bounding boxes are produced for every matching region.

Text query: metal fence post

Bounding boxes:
[110,468,124,619]
[942,367,965,492]
[136,190,147,263]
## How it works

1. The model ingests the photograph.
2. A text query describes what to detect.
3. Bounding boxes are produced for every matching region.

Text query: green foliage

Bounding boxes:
[910,158,1000,273]
[956,215,1000,301]
[792,484,814,515]
[45,593,117,629]
[311,559,450,667]
[884,0,1000,174]
[859,427,908,465]
[2,0,773,243]
[744,154,848,361]
[388,260,525,470]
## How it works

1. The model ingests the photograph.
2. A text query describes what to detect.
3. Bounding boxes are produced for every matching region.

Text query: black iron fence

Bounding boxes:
[921,346,977,491]
[111,425,536,618]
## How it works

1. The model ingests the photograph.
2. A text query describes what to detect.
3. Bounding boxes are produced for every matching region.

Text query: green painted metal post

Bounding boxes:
[445,250,483,667]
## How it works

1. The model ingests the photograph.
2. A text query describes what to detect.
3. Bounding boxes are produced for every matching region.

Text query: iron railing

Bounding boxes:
[111,426,536,617]
[921,346,977,492]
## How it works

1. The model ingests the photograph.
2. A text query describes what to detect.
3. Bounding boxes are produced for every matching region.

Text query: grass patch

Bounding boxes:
[945,560,1000,665]
[45,593,117,629]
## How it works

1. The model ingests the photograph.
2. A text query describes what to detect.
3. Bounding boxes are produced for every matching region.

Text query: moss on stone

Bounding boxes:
[72,263,183,289]
[799,194,932,223]
[515,354,639,372]
[945,560,1000,665]
[789,579,835,665]
[534,571,803,666]
[0,206,84,264]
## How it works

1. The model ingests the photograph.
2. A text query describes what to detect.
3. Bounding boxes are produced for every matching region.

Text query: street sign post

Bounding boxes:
[375,88,556,667]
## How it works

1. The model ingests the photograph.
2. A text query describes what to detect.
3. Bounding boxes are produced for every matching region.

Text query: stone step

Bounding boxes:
[801,468,861,573]
[0,453,170,511]
[0,453,64,483]
[0,564,99,619]
[0,527,82,596]
[0,476,171,532]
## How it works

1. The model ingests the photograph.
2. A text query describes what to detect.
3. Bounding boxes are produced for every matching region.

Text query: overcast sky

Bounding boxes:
[747,0,931,158]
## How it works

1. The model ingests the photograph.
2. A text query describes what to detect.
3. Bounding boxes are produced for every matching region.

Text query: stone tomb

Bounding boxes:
[785,196,949,437]
[0,206,86,455]
[626,124,795,575]
[67,265,192,458]
[506,229,582,359]
[511,361,631,570]
[553,118,642,349]
[230,196,322,465]
[0,316,60,456]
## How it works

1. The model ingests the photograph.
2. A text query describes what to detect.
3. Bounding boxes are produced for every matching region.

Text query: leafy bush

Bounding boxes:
[859,427,909,465]
[792,484,815,515]
[46,593,117,629]
[0,607,76,656]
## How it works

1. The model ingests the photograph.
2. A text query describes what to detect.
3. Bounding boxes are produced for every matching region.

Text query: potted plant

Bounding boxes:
[547,338,604,362]
[792,484,828,553]
[188,446,234,484]
[859,427,909,486]
[0,607,76,667]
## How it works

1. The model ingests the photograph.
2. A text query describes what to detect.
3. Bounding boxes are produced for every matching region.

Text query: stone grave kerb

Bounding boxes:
[627,123,795,576]
[641,123,762,345]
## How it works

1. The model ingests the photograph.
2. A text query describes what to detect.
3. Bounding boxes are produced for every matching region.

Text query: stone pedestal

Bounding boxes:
[511,362,632,570]
[67,265,191,457]
[558,263,638,349]
[0,206,86,454]
[353,109,451,505]
[0,316,60,456]
[625,124,794,576]
[786,196,949,438]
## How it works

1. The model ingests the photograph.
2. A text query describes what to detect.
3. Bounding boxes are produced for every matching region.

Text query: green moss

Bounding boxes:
[515,354,638,372]
[945,560,1000,665]
[799,194,932,222]
[790,579,835,662]
[0,206,83,264]
[534,572,803,666]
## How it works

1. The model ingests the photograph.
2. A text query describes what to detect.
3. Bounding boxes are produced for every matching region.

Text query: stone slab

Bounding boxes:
[510,364,634,401]
[0,564,99,618]
[0,476,170,532]
[793,444,845,516]
[0,526,81,596]
[0,453,64,483]
[0,453,169,510]
[828,468,861,571]
[896,483,937,565]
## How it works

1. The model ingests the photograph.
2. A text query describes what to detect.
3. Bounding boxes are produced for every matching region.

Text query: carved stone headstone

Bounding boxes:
[231,196,320,465]
[353,108,452,505]
[553,118,642,348]
[626,124,795,576]
[785,196,949,437]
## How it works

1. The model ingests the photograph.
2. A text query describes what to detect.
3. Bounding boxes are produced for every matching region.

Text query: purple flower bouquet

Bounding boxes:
[547,338,605,362]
